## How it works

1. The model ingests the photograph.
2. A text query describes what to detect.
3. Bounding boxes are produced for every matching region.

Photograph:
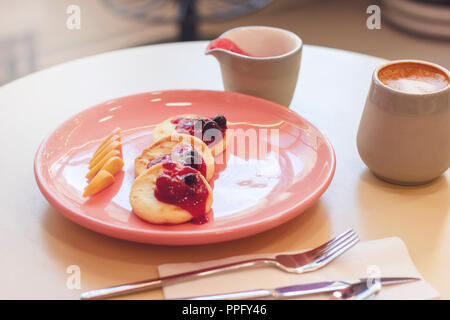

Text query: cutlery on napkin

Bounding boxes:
[158,237,439,300]
[181,277,417,300]
[81,229,358,299]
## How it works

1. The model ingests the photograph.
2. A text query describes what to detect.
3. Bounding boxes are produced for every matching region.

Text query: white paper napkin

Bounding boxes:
[158,237,439,300]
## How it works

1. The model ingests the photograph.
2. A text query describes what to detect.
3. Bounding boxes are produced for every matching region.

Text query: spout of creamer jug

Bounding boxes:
[205,37,253,60]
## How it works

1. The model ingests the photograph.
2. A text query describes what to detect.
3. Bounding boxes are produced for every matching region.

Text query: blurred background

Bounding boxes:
[1,0,449,86]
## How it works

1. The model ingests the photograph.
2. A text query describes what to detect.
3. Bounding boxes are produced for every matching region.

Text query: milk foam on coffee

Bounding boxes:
[378,62,449,94]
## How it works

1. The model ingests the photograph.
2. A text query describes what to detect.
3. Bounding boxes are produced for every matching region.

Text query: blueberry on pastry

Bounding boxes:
[151,114,229,156]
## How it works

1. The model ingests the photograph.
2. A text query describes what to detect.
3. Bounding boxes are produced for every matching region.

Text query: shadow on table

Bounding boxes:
[355,169,449,254]
[40,198,332,280]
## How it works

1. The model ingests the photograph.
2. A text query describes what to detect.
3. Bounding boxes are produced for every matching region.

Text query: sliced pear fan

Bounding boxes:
[83,128,124,197]
[89,140,122,169]
[86,149,121,179]
[83,170,115,197]
[93,128,121,157]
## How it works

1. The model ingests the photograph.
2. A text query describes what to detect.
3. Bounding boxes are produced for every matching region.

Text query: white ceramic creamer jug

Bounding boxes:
[206,26,303,107]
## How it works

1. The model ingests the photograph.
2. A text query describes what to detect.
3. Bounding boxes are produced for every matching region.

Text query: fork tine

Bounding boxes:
[311,229,356,259]
[315,234,360,266]
[307,228,354,256]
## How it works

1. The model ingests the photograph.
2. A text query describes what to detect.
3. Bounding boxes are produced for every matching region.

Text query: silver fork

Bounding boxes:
[80,228,359,300]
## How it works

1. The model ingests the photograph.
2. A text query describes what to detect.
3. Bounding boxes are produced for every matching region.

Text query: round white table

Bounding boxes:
[0,42,448,299]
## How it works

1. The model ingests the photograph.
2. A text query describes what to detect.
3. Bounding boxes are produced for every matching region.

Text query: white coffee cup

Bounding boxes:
[357,60,450,185]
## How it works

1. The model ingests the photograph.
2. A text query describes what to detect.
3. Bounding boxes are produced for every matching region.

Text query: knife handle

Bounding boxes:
[182,289,275,300]
[80,258,275,300]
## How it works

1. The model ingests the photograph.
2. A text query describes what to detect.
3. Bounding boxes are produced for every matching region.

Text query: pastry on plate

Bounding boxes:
[135,133,214,181]
[151,114,229,156]
[130,162,213,225]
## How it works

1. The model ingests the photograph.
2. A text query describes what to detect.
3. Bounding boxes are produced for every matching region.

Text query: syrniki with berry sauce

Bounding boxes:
[151,114,229,156]
[130,162,213,225]
[130,114,229,225]
[134,133,215,181]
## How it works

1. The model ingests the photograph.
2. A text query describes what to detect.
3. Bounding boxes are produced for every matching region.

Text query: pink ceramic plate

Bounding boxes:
[35,90,335,245]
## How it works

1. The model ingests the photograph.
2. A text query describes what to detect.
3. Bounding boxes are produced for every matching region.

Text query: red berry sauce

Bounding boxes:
[154,162,210,223]
[170,116,227,147]
[171,117,198,136]
[146,143,207,178]
[206,38,252,57]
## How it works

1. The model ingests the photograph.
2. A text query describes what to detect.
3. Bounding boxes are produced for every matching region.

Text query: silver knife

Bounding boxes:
[179,277,419,300]
[331,281,383,300]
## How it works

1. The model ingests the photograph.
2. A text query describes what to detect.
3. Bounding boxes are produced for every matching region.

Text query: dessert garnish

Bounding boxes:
[154,162,210,223]
[83,128,124,197]
[171,114,227,146]
[129,162,213,225]
[151,114,229,156]
[134,133,214,181]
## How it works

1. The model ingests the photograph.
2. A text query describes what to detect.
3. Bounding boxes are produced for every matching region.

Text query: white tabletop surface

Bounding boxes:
[0,41,448,299]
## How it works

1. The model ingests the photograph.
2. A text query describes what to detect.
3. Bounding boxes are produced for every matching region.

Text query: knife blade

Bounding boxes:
[331,281,383,300]
[179,277,419,300]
